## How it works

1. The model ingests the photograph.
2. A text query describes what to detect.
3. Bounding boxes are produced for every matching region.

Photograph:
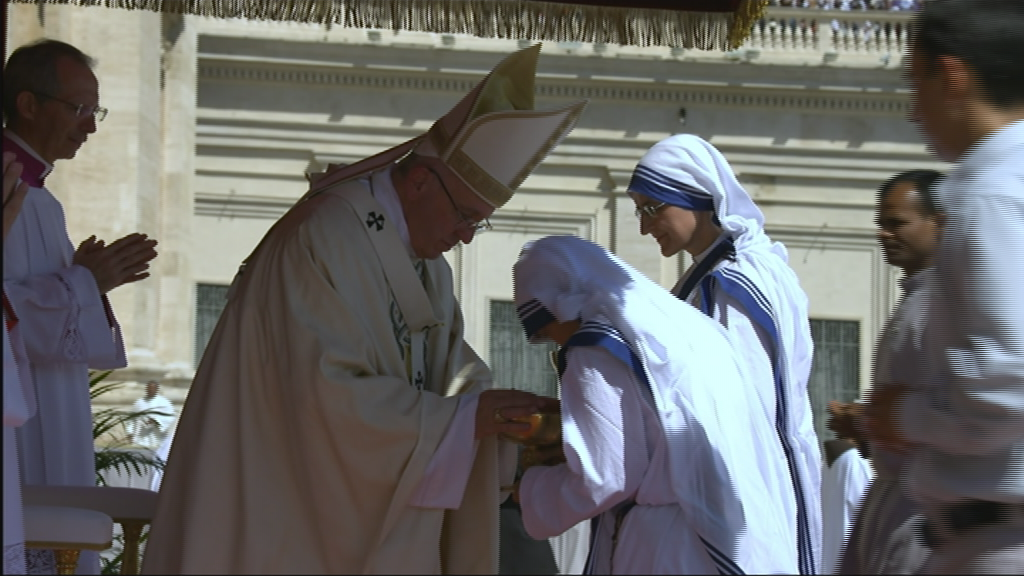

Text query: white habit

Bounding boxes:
[820,445,873,574]
[2,132,127,575]
[629,134,823,574]
[514,236,801,574]
[549,521,590,575]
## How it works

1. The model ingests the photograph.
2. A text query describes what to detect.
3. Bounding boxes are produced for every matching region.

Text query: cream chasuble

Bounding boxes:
[142,178,516,574]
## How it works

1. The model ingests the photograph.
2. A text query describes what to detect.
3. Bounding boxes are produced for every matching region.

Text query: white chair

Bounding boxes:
[23,505,113,575]
[23,485,159,574]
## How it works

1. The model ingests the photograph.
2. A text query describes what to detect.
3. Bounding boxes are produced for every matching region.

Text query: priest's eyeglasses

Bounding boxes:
[427,166,492,233]
[634,202,667,219]
[33,92,108,122]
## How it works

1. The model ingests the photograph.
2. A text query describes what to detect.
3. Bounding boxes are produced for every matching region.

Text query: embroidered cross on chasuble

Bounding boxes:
[388,258,431,389]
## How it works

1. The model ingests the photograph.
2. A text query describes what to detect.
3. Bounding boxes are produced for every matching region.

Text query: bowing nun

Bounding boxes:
[511,235,799,575]
[627,135,823,575]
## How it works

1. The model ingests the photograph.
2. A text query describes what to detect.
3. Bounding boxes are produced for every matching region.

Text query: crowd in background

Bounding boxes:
[764,0,921,43]
[770,0,921,9]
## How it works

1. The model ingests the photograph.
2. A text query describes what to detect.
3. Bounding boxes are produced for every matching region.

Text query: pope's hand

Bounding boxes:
[475,389,545,440]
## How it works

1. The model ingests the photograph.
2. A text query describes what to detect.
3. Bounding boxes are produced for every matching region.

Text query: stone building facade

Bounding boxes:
[6,5,943,440]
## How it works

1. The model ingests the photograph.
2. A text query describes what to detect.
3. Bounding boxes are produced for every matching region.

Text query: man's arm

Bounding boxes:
[898,191,1024,456]
[3,265,125,368]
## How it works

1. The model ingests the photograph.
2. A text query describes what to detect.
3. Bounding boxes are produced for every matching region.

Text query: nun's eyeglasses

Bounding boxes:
[634,202,666,219]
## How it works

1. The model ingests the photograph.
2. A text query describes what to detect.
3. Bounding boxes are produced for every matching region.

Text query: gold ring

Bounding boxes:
[494,408,504,423]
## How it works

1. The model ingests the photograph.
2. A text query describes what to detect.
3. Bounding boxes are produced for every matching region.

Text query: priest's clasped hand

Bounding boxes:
[475,389,557,440]
[74,232,159,294]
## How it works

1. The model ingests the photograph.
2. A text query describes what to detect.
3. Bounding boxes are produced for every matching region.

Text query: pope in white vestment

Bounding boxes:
[512,236,800,575]
[2,132,128,575]
[627,135,823,575]
[141,45,587,574]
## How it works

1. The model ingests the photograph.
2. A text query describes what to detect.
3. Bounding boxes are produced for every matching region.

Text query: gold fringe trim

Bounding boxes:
[731,0,770,51]
[11,0,765,50]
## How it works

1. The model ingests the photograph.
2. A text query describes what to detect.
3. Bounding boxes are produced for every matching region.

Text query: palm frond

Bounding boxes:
[88,370,172,485]
[92,406,174,441]
[89,370,114,388]
[90,379,125,402]
[94,449,166,486]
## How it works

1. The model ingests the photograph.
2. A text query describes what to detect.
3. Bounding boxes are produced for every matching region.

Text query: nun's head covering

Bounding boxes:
[628,134,782,257]
[514,235,630,343]
[513,235,683,365]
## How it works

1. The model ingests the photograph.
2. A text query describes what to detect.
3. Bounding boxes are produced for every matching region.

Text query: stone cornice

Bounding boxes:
[195,192,295,220]
[198,55,909,116]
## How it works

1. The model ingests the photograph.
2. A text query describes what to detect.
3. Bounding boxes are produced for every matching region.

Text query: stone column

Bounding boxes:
[40,5,165,380]
[6,4,46,58]
[156,13,199,388]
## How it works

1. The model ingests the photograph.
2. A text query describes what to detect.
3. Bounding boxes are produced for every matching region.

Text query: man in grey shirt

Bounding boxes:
[833,169,944,575]
[867,1,1024,573]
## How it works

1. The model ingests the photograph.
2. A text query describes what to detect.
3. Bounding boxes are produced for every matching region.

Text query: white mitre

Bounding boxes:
[307,44,588,208]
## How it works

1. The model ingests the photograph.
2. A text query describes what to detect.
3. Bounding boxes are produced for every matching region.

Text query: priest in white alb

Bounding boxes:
[3,40,159,574]
[141,44,587,574]
[126,381,176,451]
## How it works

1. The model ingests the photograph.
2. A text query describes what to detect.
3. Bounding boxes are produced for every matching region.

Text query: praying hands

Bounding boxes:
[73,232,159,294]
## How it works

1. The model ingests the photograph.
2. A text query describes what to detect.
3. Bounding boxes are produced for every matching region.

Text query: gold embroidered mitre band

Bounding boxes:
[305,44,588,208]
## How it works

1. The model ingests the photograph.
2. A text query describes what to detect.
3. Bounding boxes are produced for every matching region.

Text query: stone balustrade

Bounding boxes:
[749,7,913,61]
[187,6,913,69]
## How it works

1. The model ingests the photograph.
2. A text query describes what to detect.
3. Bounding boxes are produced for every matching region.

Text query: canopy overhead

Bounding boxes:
[7,0,767,50]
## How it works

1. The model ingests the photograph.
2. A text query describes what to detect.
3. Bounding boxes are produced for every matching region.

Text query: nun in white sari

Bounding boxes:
[512,235,798,575]
[628,135,822,575]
